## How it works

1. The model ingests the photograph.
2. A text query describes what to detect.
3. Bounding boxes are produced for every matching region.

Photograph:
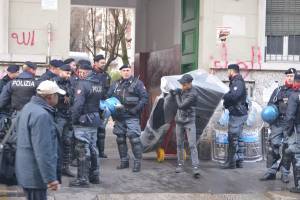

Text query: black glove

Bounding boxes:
[115,104,125,113]
[128,107,139,115]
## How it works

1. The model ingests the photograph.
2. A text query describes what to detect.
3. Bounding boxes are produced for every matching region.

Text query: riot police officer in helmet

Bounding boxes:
[260,68,296,183]
[284,73,300,193]
[107,65,148,172]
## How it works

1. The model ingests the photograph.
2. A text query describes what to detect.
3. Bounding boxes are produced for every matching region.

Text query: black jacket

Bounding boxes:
[0,71,38,111]
[285,89,300,136]
[268,85,294,118]
[92,70,111,99]
[223,74,248,116]
[39,70,57,81]
[107,76,148,119]
[71,72,104,127]
[0,75,12,93]
[53,76,74,118]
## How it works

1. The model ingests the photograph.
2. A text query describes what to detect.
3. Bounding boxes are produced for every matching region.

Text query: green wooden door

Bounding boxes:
[181,0,199,73]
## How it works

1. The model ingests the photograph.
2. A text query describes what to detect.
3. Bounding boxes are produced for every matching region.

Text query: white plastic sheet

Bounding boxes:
[141,70,228,153]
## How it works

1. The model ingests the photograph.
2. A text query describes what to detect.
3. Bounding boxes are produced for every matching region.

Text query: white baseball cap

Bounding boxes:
[37,80,66,95]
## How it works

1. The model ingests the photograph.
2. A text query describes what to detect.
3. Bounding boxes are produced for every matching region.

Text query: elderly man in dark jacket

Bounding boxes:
[15,80,65,200]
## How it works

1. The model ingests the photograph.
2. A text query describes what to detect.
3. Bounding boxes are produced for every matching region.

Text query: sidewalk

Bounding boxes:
[1,160,300,200]
[1,122,300,199]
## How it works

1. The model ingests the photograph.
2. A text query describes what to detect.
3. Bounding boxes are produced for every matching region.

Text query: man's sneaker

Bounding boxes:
[175,164,184,173]
[192,166,200,179]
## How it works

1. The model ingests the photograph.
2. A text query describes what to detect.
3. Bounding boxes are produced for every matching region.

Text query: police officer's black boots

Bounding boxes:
[221,144,236,169]
[280,161,291,183]
[280,145,292,183]
[259,172,276,181]
[116,137,129,169]
[132,160,141,173]
[221,157,236,169]
[62,145,75,177]
[69,157,90,188]
[236,139,245,168]
[89,151,100,184]
[222,135,239,169]
[97,128,107,158]
[260,151,279,181]
[236,161,243,168]
[130,137,143,172]
[290,165,300,193]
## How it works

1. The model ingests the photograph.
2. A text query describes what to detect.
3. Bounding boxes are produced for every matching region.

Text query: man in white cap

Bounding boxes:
[15,80,65,200]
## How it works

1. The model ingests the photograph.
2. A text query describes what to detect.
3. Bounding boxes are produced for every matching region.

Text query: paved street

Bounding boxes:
[1,123,300,199]
[2,159,300,199]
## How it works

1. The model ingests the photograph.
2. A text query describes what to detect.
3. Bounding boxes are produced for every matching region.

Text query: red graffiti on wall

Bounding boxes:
[11,31,35,46]
[210,43,262,78]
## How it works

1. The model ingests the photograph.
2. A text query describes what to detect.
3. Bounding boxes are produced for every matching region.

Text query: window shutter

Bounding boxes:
[266,0,300,35]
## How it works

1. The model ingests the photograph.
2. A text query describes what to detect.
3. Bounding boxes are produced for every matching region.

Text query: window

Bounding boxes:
[265,0,300,62]
[266,36,283,55]
[288,35,300,55]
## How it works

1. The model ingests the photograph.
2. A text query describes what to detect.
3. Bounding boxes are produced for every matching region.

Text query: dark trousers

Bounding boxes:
[23,188,47,200]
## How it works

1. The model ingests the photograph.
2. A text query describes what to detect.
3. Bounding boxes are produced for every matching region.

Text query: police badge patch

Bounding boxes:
[234,86,237,91]
[77,89,81,94]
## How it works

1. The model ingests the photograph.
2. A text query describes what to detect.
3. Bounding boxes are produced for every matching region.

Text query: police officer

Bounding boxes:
[64,58,77,72]
[221,64,248,169]
[39,59,63,81]
[260,68,296,183]
[0,61,38,112]
[170,74,200,178]
[107,64,148,172]
[0,65,20,139]
[69,61,102,187]
[93,54,111,158]
[53,64,75,177]
[0,65,20,93]
[284,73,300,193]
[64,58,79,88]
